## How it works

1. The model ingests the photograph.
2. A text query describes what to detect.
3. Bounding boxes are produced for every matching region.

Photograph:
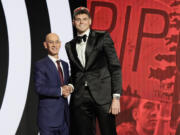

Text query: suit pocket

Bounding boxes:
[101,75,110,80]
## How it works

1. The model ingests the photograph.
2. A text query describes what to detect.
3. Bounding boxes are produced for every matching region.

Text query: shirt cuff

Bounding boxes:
[68,84,74,93]
[113,93,120,97]
[60,87,62,96]
[113,93,120,99]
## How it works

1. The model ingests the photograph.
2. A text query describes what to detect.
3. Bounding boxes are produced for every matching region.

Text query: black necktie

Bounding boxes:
[56,60,64,85]
[76,34,87,44]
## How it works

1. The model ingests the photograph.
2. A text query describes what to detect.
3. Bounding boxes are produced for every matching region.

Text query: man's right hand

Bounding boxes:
[62,85,72,98]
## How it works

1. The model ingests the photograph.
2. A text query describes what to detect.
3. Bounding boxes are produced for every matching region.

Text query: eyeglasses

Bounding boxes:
[47,40,61,45]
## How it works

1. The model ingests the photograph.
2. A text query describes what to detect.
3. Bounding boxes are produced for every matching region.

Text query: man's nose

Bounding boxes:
[80,19,85,23]
[151,105,160,115]
[52,42,57,45]
[80,20,83,23]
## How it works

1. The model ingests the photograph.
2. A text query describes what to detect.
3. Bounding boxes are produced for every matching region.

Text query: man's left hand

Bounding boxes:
[109,99,120,115]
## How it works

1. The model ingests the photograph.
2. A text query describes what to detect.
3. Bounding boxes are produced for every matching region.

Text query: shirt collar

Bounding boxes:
[48,55,59,63]
[77,28,90,37]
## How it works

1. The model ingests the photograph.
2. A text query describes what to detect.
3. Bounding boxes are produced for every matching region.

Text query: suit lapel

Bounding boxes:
[61,61,67,84]
[69,39,84,70]
[85,30,96,70]
[46,57,60,84]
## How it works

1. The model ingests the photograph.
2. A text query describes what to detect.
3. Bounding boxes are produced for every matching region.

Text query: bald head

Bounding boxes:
[45,33,60,42]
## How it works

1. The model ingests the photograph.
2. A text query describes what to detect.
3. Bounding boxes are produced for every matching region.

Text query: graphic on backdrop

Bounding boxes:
[88,0,180,134]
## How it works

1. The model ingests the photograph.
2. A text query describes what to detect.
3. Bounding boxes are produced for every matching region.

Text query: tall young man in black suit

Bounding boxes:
[65,7,122,135]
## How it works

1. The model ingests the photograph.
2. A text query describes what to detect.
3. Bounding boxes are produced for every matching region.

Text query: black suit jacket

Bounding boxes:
[65,30,122,106]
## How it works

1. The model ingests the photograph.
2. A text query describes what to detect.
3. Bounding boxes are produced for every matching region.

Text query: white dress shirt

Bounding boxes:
[76,29,90,67]
[48,55,64,76]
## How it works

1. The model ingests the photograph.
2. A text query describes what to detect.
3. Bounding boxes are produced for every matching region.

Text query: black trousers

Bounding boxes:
[70,86,117,135]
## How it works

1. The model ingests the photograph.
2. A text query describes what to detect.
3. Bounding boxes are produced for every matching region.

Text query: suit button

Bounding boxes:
[84,81,88,86]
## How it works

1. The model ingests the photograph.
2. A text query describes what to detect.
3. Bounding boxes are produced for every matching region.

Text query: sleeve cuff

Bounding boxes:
[68,84,74,93]
[113,93,120,97]
[113,93,120,99]
[60,87,62,96]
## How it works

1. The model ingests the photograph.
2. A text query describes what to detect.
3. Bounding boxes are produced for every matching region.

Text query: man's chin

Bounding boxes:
[77,28,88,33]
[78,30,85,33]
[145,125,156,132]
[49,53,58,56]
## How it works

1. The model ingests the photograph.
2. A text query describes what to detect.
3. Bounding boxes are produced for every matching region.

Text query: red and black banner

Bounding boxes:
[88,0,180,135]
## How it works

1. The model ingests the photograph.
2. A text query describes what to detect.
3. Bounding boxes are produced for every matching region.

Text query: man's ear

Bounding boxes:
[43,42,47,49]
[72,20,75,26]
[89,18,92,25]
[132,108,138,120]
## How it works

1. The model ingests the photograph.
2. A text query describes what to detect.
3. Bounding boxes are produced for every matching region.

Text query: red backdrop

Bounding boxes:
[87,0,180,135]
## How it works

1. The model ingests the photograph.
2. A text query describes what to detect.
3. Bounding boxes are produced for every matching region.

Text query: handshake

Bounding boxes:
[62,85,73,98]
